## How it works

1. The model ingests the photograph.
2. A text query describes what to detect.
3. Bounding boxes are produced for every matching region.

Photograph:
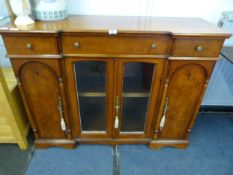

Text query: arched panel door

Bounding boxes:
[158,61,215,140]
[18,60,66,138]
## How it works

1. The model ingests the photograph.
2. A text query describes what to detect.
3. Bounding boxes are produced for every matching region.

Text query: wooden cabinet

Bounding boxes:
[65,58,114,139]
[0,16,230,149]
[65,58,164,143]
[114,59,164,140]
[3,35,59,55]
[11,59,74,148]
[149,61,215,148]
[171,38,224,57]
[62,34,171,55]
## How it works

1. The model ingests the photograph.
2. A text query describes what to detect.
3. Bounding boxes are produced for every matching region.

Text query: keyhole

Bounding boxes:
[187,72,192,79]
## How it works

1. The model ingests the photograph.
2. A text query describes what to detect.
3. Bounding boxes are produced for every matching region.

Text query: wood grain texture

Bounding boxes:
[0,16,231,38]
[113,58,165,139]
[1,16,230,149]
[3,35,58,55]
[75,138,150,145]
[149,139,189,149]
[35,139,76,149]
[62,34,171,55]
[0,67,29,149]
[157,61,215,140]
[171,38,224,57]
[15,60,66,139]
[65,57,114,139]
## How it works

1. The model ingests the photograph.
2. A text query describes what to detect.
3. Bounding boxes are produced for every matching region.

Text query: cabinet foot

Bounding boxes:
[35,139,76,149]
[149,139,189,149]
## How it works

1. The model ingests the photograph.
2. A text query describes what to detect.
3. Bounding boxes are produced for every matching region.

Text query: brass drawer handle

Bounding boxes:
[26,43,32,49]
[151,43,157,49]
[74,42,80,48]
[195,45,203,52]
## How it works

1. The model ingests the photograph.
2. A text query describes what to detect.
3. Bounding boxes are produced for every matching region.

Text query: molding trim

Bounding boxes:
[149,139,189,149]
[75,138,150,144]
[35,139,76,149]
[63,53,169,59]
[8,54,63,59]
[168,56,219,61]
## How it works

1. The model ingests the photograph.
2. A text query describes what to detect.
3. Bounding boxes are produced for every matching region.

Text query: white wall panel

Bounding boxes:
[68,0,233,24]
[202,57,233,106]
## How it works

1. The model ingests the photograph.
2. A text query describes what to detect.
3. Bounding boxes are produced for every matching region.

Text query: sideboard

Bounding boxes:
[0,16,230,149]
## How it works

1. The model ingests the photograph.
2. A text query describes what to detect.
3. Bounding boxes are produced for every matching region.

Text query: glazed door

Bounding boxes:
[113,58,165,139]
[65,58,114,138]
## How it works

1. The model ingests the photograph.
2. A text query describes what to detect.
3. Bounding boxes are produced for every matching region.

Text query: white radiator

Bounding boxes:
[202,12,233,106]
[202,57,233,106]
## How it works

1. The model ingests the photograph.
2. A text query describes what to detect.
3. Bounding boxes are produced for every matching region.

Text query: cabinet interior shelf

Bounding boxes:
[78,92,150,97]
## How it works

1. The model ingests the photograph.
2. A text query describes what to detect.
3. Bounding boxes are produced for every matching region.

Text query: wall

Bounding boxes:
[0,36,9,67]
[43,0,233,106]
[0,0,8,17]
[0,0,9,67]
[68,0,233,24]
[1,0,233,67]
[202,57,233,106]
[0,17,10,67]
[0,0,233,106]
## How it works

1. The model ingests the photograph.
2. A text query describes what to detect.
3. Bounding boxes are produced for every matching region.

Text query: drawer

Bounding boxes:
[62,35,171,55]
[171,38,224,57]
[3,36,59,55]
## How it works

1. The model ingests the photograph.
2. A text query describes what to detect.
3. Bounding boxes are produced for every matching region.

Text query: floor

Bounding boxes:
[0,113,232,175]
[0,133,35,175]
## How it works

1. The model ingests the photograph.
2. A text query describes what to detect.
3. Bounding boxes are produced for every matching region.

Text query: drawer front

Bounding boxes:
[62,35,171,55]
[171,39,224,57]
[3,36,58,55]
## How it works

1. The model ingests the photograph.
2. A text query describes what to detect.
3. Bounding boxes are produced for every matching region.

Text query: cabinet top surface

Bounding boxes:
[0,15,231,38]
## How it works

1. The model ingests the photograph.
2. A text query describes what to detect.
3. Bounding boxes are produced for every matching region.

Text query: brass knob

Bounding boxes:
[26,43,32,49]
[74,42,80,48]
[151,43,157,49]
[196,46,203,52]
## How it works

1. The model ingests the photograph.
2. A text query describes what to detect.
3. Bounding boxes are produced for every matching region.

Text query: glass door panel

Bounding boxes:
[121,62,154,132]
[74,61,106,132]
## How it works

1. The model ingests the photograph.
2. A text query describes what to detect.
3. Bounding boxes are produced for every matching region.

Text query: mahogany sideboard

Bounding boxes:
[0,16,230,149]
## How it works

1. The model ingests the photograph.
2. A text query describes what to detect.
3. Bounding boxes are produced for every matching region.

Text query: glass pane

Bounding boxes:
[74,61,106,131]
[121,62,154,132]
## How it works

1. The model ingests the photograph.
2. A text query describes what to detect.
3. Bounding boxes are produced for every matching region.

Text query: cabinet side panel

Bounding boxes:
[19,62,65,138]
[161,63,207,139]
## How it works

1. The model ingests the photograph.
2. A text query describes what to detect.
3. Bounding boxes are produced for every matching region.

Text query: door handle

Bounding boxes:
[58,96,67,132]
[160,97,168,129]
[114,96,120,129]
[114,116,119,129]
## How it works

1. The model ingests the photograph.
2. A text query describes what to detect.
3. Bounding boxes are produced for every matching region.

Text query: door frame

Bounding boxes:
[113,58,165,139]
[65,57,114,139]
[11,58,71,139]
